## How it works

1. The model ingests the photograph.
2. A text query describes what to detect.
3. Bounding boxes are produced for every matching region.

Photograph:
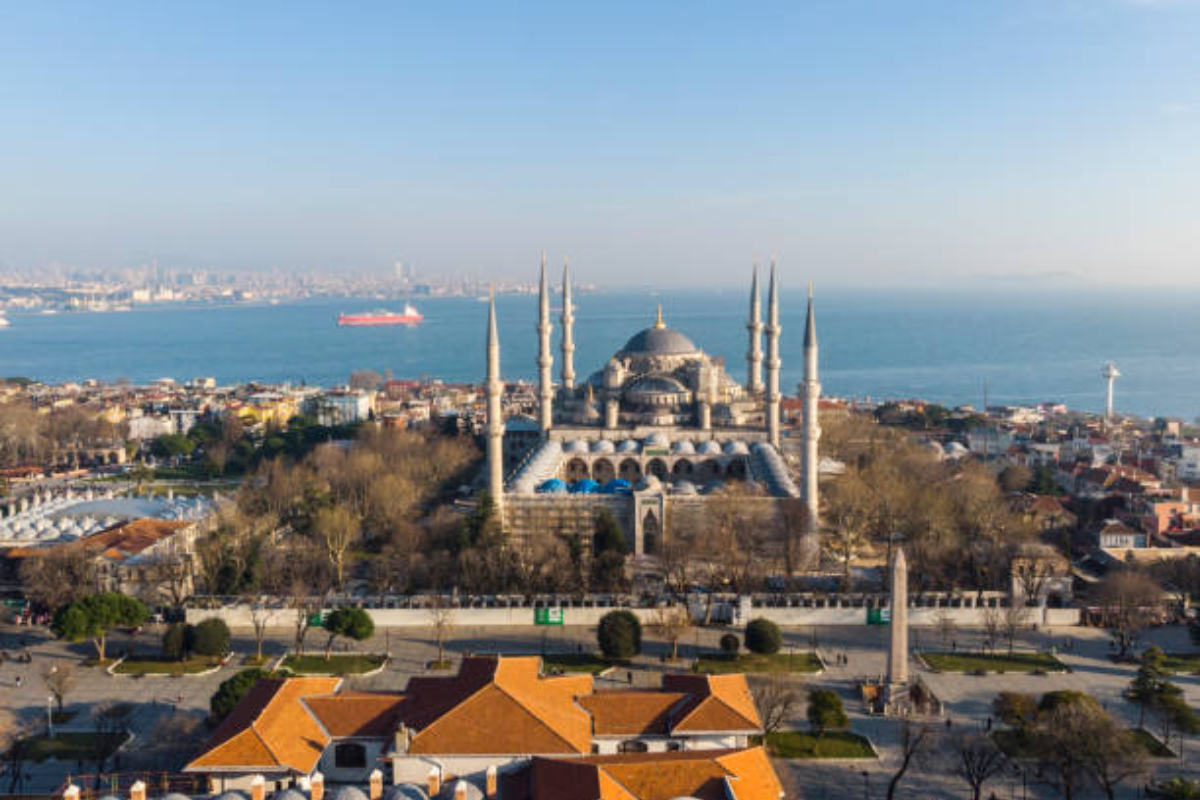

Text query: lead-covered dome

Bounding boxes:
[619,326,697,357]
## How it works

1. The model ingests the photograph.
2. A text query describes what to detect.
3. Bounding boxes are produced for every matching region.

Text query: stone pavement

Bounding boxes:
[3,621,1199,798]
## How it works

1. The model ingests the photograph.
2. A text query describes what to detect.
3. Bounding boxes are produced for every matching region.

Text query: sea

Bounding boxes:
[1,288,1198,420]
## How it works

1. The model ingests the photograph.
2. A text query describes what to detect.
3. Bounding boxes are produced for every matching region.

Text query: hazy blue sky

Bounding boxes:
[2,1,1198,287]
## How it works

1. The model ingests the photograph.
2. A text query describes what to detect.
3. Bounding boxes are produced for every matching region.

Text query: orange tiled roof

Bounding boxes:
[185,677,340,774]
[578,691,689,736]
[303,691,406,738]
[663,674,761,733]
[8,518,190,561]
[404,656,593,755]
[522,746,782,800]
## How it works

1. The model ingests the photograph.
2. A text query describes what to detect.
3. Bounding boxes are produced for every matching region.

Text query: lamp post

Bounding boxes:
[47,695,54,738]
[860,770,869,800]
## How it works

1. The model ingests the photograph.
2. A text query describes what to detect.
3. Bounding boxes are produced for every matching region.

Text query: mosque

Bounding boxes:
[482,256,821,556]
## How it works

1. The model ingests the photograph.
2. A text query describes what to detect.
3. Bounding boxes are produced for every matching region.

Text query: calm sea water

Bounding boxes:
[1,288,1198,420]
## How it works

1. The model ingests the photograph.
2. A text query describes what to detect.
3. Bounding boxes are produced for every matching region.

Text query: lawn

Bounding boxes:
[694,652,822,674]
[995,728,1171,758]
[920,651,1066,673]
[19,731,128,763]
[282,654,386,675]
[1161,653,1200,675]
[112,656,223,675]
[540,653,617,674]
[755,730,876,759]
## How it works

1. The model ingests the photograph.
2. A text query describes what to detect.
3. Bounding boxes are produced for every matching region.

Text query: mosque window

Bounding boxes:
[334,742,367,769]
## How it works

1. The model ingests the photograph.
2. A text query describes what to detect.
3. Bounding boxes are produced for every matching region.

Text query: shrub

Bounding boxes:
[162,622,189,661]
[720,633,740,655]
[598,610,641,660]
[744,618,782,655]
[807,688,848,737]
[189,618,231,657]
[323,607,375,657]
[211,669,268,721]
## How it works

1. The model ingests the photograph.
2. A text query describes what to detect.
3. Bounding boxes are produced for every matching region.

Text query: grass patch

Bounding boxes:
[920,651,1066,673]
[540,653,617,675]
[694,652,822,674]
[1161,653,1200,675]
[427,659,453,671]
[754,730,876,759]
[18,731,128,763]
[282,654,385,675]
[112,656,223,675]
[242,654,272,667]
[995,728,1172,758]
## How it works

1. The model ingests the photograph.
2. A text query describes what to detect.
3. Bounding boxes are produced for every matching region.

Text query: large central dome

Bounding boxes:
[619,326,698,356]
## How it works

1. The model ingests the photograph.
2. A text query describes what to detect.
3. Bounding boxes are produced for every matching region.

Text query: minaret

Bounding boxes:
[764,257,781,449]
[801,283,821,531]
[485,288,505,513]
[536,252,554,432]
[560,257,576,391]
[1103,361,1120,422]
[886,548,910,703]
[746,262,763,394]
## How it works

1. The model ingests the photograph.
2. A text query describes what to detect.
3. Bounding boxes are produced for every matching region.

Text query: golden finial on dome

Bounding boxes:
[654,302,665,329]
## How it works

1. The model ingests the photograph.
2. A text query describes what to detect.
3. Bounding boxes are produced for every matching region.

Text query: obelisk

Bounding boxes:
[886,547,909,701]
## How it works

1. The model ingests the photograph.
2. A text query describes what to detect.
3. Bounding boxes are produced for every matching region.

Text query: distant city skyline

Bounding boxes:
[2,1,1199,288]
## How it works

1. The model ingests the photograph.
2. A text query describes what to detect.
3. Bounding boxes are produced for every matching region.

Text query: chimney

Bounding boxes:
[63,786,80,800]
[310,773,325,800]
[250,776,266,800]
[454,781,468,800]
[485,766,497,797]
[369,770,383,800]
[130,781,146,800]
[426,767,441,798]
[394,723,410,755]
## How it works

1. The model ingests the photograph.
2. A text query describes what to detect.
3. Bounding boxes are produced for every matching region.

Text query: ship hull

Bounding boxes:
[338,315,423,327]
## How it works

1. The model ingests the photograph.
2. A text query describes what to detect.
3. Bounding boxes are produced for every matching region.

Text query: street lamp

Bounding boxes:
[47,695,54,738]
[860,770,869,800]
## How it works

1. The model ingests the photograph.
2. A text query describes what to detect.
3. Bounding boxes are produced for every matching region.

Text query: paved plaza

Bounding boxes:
[2,621,1198,799]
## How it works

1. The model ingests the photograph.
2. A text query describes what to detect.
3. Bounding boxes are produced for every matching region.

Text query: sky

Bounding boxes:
[1,0,1199,288]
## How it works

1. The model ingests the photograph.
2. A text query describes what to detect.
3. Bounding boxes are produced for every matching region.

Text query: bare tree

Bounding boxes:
[652,605,692,662]
[886,721,934,800]
[952,732,1008,800]
[1,708,34,793]
[260,541,331,655]
[1095,570,1163,658]
[1000,601,1031,655]
[18,547,96,611]
[824,472,873,590]
[244,598,272,662]
[981,604,1001,653]
[1082,720,1150,800]
[934,609,957,652]
[428,597,456,668]
[313,505,361,588]
[43,663,76,714]
[751,677,803,736]
[141,711,205,771]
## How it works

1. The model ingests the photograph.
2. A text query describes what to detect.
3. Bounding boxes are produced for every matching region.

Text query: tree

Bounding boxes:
[43,664,76,715]
[211,669,270,722]
[598,610,642,660]
[593,508,626,555]
[720,633,740,655]
[745,618,782,655]
[313,504,361,587]
[992,691,1038,730]
[1095,570,1162,658]
[886,721,934,800]
[1082,719,1150,800]
[152,433,195,459]
[162,622,189,661]
[1155,778,1200,800]
[652,606,691,661]
[90,701,133,775]
[935,609,958,651]
[18,547,96,612]
[998,464,1033,494]
[806,689,847,737]
[428,597,456,667]
[190,618,232,657]
[52,592,148,661]
[0,708,34,793]
[1130,646,1171,728]
[324,606,374,659]
[951,732,1008,800]
[259,541,331,656]
[1030,697,1105,800]
[246,601,272,662]
[752,677,802,736]
[1000,601,1030,655]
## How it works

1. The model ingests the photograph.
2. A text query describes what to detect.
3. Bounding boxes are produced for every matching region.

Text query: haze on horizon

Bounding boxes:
[1,1,1198,289]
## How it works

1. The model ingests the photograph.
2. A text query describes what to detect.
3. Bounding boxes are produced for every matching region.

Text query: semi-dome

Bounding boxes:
[591,439,616,454]
[538,478,568,494]
[332,787,368,800]
[619,326,697,357]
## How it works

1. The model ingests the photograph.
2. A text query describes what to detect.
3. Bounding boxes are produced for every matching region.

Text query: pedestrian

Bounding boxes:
[15,675,22,688]
[627,670,633,685]
[986,716,992,731]
[945,717,952,729]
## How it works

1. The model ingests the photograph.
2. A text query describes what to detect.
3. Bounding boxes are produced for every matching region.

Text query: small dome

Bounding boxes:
[564,440,590,454]
[600,478,633,495]
[619,327,698,356]
[636,475,661,491]
[214,793,246,800]
[644,432,669,447]
[273,791,307,800]
[617,439,640,453]
[572,478,600,495]
[698,440,722,455]
[162,793,192,800]
[626,375,688,396]
[672,480,698,496]
[538,478,568,494]
[724,440,749,455]
[591,439,616,454]
[386,787,429,800]
[332,787,368,800]
[672,440,695,454]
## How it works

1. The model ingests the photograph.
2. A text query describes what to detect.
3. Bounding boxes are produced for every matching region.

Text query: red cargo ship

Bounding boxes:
[337,303,424,327]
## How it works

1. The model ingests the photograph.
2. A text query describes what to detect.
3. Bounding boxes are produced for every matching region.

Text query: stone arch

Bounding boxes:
[671,459,695,478]
[647,458,668,479]
[592,458,616,484]
[725,459,747,480]
[619,458,642,482]
[643,509,661,556]
[565,458,590,482]
[695,460,721,481]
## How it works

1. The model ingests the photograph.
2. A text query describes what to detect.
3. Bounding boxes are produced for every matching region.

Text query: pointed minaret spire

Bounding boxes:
[536,252,554,432]
[746,260,763,394]
[764,255,782,448]
[654,302,665,329]
[485,286,505,513]
[801,282,821,532]
[560,257,575,391]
